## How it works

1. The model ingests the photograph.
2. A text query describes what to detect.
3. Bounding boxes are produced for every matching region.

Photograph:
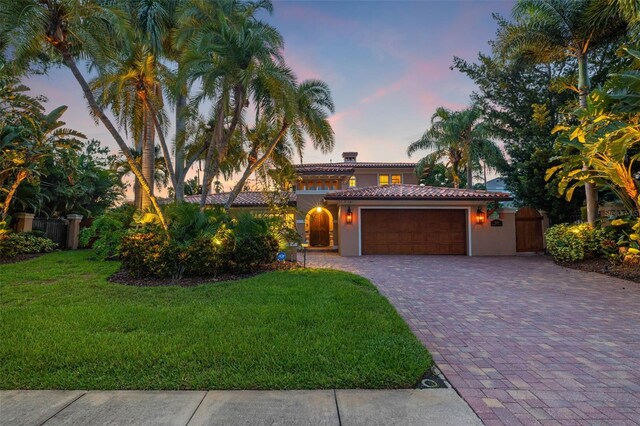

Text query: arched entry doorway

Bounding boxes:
[305,207,334,247]
[516,207,544,252]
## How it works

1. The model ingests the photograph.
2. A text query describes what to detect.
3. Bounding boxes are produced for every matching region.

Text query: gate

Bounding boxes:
[32,218,68,249]
[515,207,544,252]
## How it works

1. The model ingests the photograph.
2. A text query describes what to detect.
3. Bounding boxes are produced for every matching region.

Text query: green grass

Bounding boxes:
[0,251,431,390]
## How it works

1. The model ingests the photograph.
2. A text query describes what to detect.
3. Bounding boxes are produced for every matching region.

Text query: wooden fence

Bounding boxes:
[32,218,68,249]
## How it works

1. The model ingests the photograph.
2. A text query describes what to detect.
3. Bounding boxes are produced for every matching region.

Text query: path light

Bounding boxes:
[346,206,353,224]
[476,207,486,225]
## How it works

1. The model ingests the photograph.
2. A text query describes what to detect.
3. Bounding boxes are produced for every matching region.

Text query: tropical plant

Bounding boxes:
[13,139,123,218]
[407,106,505,189]
[548,47,640,217]
[496,0,630,224]
[1,72,85,220]
[0,232,57,258]
[0,0,168,231]
[179,0,293,209]
[225,79,335,209]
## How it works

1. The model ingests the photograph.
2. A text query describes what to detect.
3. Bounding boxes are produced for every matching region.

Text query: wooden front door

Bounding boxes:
[310,211,330,247]
[361,209,467,255]
[516,207,544,252]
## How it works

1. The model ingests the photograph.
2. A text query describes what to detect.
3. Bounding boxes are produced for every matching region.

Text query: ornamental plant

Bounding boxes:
[545,223,613,263]
[0,232,57,258]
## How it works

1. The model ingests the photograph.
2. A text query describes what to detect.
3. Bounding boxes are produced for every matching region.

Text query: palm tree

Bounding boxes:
[496,0,629,224]
[180,0,290,210]
[112,145,169,206]
[0,0,169,231]
[408,106,505,189]
[224,79,335,209]
[90,41,177,209]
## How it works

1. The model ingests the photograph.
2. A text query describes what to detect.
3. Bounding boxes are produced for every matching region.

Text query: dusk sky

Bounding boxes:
[25,0,515,190]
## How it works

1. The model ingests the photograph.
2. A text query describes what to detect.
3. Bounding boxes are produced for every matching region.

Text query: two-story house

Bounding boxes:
[185,151,517,256]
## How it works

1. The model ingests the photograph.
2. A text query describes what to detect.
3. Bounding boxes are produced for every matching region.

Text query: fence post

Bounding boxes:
[66,214,83,250]
[14,213,35,233]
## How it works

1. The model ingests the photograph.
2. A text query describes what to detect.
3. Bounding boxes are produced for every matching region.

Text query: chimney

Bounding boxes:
[342,152,358,163]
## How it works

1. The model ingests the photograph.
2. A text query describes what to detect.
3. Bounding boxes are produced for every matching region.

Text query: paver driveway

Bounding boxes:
[307,253,640,425]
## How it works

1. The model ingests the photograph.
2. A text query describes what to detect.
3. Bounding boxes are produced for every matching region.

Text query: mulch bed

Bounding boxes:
[0,253,44,265]
[559,257,640,284]
[108,261,300,287]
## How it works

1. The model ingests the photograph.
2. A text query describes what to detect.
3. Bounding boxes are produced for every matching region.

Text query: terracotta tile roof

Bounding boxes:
[324,184,512,201]
[295,162,416,173]
[182,191,296,207]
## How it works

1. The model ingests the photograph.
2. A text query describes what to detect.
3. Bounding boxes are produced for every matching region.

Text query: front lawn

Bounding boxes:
[0,251,431,390]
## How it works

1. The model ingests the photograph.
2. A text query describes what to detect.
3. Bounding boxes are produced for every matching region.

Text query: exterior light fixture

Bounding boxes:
[476,207,486,225]
[316,206,322,213]
[346,206,353,224]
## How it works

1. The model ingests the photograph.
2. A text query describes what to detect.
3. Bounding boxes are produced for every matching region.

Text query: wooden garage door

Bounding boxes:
[361,209,467,255]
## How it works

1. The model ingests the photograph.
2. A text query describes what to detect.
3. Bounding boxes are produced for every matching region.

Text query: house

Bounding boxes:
[187,151,518,256]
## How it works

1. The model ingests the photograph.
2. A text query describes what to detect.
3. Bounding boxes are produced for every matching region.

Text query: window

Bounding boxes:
[379,175,389,186]
[391,174,402,185]
[349,176,357,187]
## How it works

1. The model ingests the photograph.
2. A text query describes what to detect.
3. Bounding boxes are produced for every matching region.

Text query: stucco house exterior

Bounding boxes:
[186,151,516,256]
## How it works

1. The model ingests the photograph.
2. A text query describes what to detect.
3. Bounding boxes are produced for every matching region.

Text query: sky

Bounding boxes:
[24,0,515,192]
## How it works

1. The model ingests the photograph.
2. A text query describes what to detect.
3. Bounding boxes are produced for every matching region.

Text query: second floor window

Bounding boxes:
[379,175,389,186]
[349,176,357,187]
[391,174,402,185]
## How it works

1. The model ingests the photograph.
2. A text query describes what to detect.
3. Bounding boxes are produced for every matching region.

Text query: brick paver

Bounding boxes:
[307,253,640,425]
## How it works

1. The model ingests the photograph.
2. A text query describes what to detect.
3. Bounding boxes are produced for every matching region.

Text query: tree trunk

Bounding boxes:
[578,52,598,225]
[174,87,187,202]
[224,124,288,210]
[466,155,473,189]
[141,105,155,210]
[59,50,168,232]
[199,87,246,210]
[199,101,225,210]
[2,170,28,221]
[144,96,177,190]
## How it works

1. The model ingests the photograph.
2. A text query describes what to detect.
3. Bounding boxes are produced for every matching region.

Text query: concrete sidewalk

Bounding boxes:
[1,389,481,426]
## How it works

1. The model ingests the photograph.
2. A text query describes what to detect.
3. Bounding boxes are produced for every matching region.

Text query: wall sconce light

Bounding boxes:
[316,206,322,213]
[346,206,353,224]
[476,207,486,225]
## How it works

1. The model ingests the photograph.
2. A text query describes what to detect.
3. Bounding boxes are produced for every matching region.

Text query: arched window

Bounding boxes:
[349,176,357,187]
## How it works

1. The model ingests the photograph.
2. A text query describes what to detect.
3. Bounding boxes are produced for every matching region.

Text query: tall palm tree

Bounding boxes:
[0,0,169,231]
[408,106,505,189]
[180,0,290,210]
[224,78,335,209]
[496,0,629,224]
[90,40,177,209]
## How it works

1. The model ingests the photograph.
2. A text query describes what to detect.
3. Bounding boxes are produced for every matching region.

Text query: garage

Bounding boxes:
[361,209,467,255]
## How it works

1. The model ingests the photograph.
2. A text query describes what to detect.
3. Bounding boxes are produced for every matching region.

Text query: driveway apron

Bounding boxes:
[307,253,640,425]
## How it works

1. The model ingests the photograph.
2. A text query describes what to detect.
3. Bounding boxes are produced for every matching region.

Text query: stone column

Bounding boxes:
[66,214,83,250]
[14,213,35,233]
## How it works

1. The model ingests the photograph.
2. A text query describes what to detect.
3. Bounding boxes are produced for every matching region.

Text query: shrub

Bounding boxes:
[119,232,177,278]
[232,234,280,269]
[80,204,136,259]
[0,232,57,259]
[545,223,613,263]
[182,235,224,277]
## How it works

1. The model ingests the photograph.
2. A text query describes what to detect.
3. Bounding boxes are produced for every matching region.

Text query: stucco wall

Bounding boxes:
[337,205,360,256]
[470,208,517,256]
[352,169,417,187]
